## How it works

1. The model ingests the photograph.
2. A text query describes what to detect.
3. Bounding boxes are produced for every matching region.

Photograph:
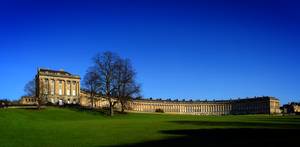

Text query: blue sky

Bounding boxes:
[0,0,299,105]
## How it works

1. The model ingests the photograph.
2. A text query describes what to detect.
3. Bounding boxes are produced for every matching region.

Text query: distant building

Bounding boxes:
[19,68,281,115]
[282,102,300,114]
[128,96,281,115]
[19,96,37,105]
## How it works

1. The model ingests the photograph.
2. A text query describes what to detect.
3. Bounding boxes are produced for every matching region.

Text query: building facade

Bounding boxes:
[282,102,300,114]
[19,96,37,105]
[36,68,81,104]
[79,90,111,108]
[19,68,281,115]
[127,97,281,115]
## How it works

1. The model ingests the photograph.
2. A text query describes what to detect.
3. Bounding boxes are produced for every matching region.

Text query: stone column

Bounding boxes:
[77,81,80,96]
[207,105,209,113]
[74,81,76,96]
[57,79,60,96]
[42,78,45,94]
[64,80,66,96]
[75,81,77,96]
[47,79,51,95]
[54,79,57,96]
[55,79,59,95]
[70,81,73,96]
[79,81,80,96]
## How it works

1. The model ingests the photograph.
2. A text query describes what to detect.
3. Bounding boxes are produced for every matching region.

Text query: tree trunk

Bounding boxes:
[37,97,41,110]
[110,104,114,116]
[121,101,125,113]
[121,106,125,113]
[109,100,114,116]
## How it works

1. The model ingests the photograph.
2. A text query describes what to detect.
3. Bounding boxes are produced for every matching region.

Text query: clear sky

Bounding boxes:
[0,0,299,105]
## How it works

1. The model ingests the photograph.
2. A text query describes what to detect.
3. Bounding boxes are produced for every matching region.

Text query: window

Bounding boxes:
[67,81,70,96]
[72,82,76,96]
[59,81,62,95]
[44,79,48,94]
[51,80,55,95]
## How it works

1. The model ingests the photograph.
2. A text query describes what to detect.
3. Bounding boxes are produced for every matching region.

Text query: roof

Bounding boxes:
[37,68,80,79]
[39,68,71,75]
[133,96,279,104]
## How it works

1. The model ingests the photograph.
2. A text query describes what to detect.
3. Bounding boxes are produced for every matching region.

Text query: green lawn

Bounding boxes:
[0,107,300,147]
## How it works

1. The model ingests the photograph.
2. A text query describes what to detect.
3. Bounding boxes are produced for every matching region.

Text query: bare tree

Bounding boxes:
[114,58,140,112]
[36,79,46,110]
[24,79,36,96]
[85,51,141,116]
[93,51,120,116]
[24,78,43,110]
[83,66,101,108]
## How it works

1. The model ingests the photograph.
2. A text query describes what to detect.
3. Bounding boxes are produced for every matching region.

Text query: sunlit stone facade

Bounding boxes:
[36,68,80,104]
[20,68,281,115]
[19,96,37,105]
[127,97,281,115]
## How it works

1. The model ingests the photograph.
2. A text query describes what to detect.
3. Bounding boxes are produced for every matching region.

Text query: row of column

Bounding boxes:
[131,103,232,115]
[131,101,271,115]
[41,78,80,97]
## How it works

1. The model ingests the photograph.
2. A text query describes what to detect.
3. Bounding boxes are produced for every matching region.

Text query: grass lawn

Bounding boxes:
[0,107,300,147]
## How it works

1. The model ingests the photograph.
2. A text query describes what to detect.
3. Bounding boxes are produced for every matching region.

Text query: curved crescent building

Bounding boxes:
[127,97,280,115]
[20,68,281,115]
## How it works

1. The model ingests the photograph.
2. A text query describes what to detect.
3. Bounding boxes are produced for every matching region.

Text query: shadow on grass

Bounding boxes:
[170,120,300,129]
[61,105,128,116]
[109,121,300,147]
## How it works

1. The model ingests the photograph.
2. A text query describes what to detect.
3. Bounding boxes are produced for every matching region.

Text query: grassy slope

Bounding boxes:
[0,107,299,147]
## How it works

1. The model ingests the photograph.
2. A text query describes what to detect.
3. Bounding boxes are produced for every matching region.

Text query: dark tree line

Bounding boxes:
[83,51,140,116]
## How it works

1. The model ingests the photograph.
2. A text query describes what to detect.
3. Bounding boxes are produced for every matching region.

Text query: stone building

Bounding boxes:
[127,97,281,115]
[19,96,37,105]
[19,68,281,115]
[79,90,111,108]
[36,68,81,104]
[282,102,300,114]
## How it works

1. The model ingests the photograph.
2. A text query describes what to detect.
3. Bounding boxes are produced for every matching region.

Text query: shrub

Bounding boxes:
[155,108,164,113]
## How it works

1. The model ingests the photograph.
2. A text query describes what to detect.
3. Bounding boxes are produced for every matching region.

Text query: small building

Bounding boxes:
[19,96,37,105]
[282,102,300,114]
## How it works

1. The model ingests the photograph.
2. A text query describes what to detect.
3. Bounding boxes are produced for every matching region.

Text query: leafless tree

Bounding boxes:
[93,51,120,116]
[24,79,36,96]
[85,51,141,116]
[36,80,46,110]
[113,58,140,112]
[24,78,43,110]
[83,66,101,108]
